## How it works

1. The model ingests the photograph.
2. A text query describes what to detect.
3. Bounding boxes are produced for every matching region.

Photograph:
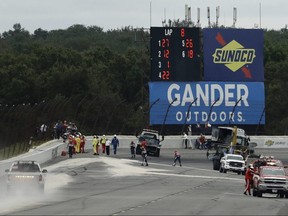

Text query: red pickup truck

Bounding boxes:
[252,166,288,198]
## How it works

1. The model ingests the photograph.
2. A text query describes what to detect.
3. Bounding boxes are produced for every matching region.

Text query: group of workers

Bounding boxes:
[67,134,183,168]
[91,135,119,156]
[67,134,120,158]
[66,134,86,158]
[183,132,208,150]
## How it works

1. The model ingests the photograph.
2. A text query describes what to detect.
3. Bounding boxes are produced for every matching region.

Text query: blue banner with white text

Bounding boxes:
[149,82,265,125]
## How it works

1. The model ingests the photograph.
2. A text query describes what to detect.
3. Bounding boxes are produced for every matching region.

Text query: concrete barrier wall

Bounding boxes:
[87,135,288,149]
[1,135,288,177]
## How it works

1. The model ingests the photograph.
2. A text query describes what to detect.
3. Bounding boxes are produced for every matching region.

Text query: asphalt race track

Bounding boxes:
[0,148,288,215]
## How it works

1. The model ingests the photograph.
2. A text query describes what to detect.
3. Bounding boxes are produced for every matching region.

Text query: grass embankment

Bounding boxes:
[0,139,49,160]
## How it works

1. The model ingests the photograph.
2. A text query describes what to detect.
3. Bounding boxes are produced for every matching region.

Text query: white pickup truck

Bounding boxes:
[219,154,245,175]
[5,160,48,194]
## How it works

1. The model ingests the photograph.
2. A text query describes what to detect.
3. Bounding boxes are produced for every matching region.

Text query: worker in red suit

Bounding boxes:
[244,165,254,195]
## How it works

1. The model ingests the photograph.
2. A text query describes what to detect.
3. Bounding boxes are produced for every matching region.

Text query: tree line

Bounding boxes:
[0,23,287,148]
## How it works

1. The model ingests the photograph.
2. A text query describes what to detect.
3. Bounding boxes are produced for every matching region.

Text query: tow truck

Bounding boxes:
[135,129,164,157]
[207,126,255,170]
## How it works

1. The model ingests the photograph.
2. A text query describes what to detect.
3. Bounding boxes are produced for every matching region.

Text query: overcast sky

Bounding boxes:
[0,0,287,33]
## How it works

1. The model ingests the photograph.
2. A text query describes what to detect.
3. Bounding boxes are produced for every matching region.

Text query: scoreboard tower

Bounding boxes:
[150,27,201,82]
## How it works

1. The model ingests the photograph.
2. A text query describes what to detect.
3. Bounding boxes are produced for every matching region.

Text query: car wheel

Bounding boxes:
[257,190,262,197]
[279,193,284,198]
[136,145,141,155]
[237,171,241,175]
[285,193,288,198]
[213,160,216,170]
[219,165,223,173]
[206,151,209,159]
[242,171,245,175]
[155,149,160,157]
[213,160,220,170]
[252,188,257,197]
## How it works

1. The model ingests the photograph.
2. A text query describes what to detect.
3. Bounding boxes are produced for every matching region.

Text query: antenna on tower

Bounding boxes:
[197,8,201,27]
[233,7,237,28]
[150,1,152,27]
[185,4,189,24]
[216,6,220,27]
[259,2,262,29]
[207,6,211,27]
[162,8,166,26]
[188,6,191,26]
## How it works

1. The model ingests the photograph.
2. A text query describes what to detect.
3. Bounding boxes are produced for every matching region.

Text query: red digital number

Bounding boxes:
[185,39,193,48]
[164,49,170,58]
[165,38,170,47]
[160,38,170,48]
[181,28,185,38]
[162,70,170,80]
[167,61,170,68]
[187,50,194,59]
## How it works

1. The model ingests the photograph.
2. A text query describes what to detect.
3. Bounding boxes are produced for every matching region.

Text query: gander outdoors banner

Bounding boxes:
[203,28,264,82]
[149,82,265,125]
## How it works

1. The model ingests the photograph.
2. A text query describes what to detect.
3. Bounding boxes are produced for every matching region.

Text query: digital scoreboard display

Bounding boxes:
[150,27,201,81]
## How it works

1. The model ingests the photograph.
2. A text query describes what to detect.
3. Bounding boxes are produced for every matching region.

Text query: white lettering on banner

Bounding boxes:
[175,111,243,122]
[176,112,182,121]
[202,112,208,121]
[196,84,209,106]
[186,112,192,121]
[220,112,226,121]
[225,84,235,106]
[168,84,181,106]
[210,112,217,121]
[167,83,249,107]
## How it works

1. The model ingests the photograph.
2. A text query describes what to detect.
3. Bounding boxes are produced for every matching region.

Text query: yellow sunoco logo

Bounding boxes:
[212,40,256,72]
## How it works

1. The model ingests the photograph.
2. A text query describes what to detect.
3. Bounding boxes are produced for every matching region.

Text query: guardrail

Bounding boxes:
[1,135,288,177]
